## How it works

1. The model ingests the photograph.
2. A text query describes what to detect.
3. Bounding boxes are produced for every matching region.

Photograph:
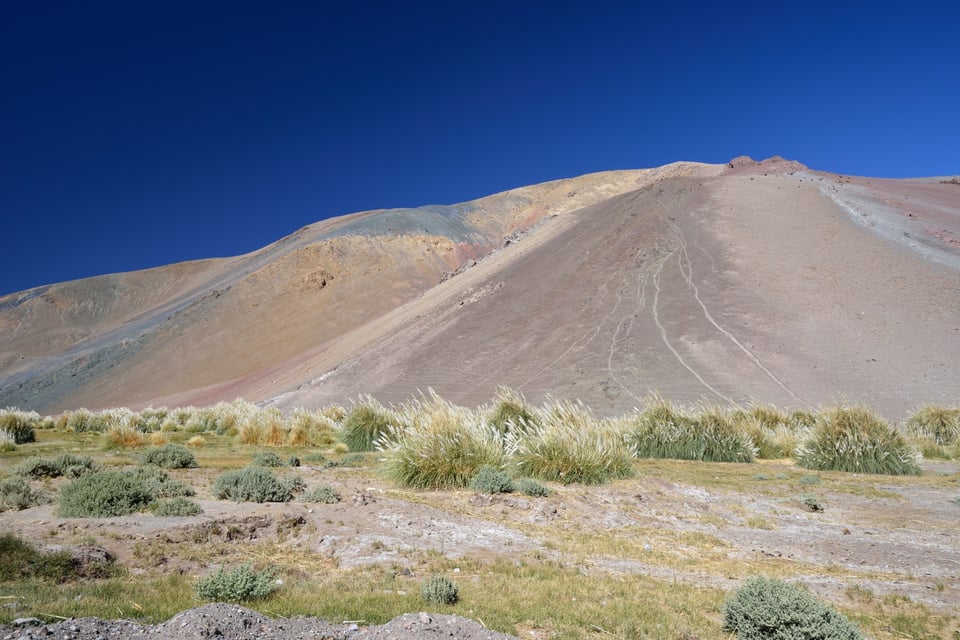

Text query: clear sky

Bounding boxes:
[2,1,958,296]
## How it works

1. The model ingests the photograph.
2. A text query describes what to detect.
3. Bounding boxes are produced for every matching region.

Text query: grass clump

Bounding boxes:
[301,484,341,504]
[513,400,633,485]
[516,478,550,497]
[469,466,515,494]
[627,399,756,463]
[487,386,538,435]
[730,404,807,459]
[340,396,398,452]
[420,575,459,605]
[196,564,277,603]
[797,406,921,475]
[380,392,504,489]
[141,444,198,469]
[0,533,119,582]
[906,405,960,445]
[0,408,39,444]
[0,477,47,512]
[212,467,304,502]
[13,454,96,479]
[57,470,154,517]
[153,497,203,516]
[724,576,863,639]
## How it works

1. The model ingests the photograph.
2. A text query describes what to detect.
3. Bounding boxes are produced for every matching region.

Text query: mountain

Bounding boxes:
[2,158,958,419]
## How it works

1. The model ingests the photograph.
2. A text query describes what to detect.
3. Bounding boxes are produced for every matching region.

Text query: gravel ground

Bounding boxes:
[0,604,519,640]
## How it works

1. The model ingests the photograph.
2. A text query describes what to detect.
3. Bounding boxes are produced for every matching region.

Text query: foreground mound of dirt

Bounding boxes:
[0,603,519,640]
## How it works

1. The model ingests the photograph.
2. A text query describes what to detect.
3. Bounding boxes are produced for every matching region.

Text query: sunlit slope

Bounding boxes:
[268,160,960,419]
[0,168,668,412]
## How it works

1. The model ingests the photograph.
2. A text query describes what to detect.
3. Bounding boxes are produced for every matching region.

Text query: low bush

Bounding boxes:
[340,396,398,451]
[141,444,198,469]
[516,478,550,497]
[420,575,459,605]
[153,497,203,516]
[196,564,277,602]
[0,477,47,512]
[628,402,756,463]
[796,406,921,475]
[723,576,863,639]
[469,466,515,494]
[0,408,38,444]
[57,470,154,517]
[251,451,285,467]
[513,401,633,485]
[14,454,97,479]
[128,465,195,499]
[906,405,960,446]
[301,485,340,504]
[212,467,304,502]
[380,393,504,489]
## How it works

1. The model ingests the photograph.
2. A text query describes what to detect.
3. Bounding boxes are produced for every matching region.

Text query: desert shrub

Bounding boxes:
[0,533,118,581]
[341,396,398,451]
[301,484,341,504]
[469,466,515,494]
[800,494,824,512]
[628,401,756,463]
[420,575,459,605]
[487,386,539,435]
[14,454,96,479]
[128,465,195,499]
[517,478,550,497]
[141,444,198,469]
[0,477,47,512]
[723,576,863,640]
[796,406,921,475]
[380,392,504,489]
[0,408,39,443]
[906,405,960,446]
[513,400,633,485]
[196,564,277,602]
[153,496,203,516]
[287,456,301,467]
[212,467,304,502]
[251,451,285,467]
[57,470,153,517]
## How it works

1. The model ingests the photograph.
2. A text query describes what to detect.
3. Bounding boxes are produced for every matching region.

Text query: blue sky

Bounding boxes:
[2,1,958,296]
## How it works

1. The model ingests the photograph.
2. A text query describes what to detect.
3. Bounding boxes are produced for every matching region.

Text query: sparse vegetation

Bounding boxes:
[516,477,550,497]
[196,564,277,602]
[212,467,304,502]
[724,576,863,639]
[420,575,459,605]
[0,533,119,581]
[469,465,515,494]
[301,484,341,504]
[141,444,198,469]
[906,405,960,459]
[152,496,203,516]
[0,476,47,512]
[796,406,921,475]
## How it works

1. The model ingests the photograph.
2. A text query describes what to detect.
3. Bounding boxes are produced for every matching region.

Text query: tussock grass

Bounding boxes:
[513,400,633,485]
[487,385,539,435]
[379,392,504,489]
[906,405,960,456]
[0,408,39,444]
[627,398,756,462]
[730,404,808,459]
[797,406,921,475]
[341,395,399,452]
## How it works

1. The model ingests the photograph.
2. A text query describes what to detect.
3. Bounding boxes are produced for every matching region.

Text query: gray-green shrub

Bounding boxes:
[723,576,863,640]
[469,466,515,494]
[420,575,459,605]
[57,470,154,517]
[301,485,340,504]
[141,444,197,469]
[796,406,921,475]
[251,451,284,467]
[153,497,203,516]
[13,454,96,479]
[212,467,304,502]
[196,564,277,602]
[0,477,47,512]
[517,478,550,497]
[127,465,195,499]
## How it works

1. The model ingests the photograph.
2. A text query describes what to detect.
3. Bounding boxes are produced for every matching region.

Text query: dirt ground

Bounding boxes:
[2,457,958,637]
